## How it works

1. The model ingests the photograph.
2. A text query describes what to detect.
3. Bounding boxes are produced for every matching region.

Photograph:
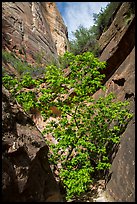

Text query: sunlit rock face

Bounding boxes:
[43,2,69,55]
[2,2,69,64]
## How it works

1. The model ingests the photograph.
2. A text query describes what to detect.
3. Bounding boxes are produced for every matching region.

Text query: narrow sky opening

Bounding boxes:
[57,2,109,40]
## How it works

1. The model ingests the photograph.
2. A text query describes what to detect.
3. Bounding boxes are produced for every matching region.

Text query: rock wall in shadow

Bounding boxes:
[98,2,135,84]
[2,86,63,202]
[92,2,135,201]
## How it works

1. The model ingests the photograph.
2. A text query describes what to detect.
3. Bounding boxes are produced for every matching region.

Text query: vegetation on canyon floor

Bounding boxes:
[2,50,133,200]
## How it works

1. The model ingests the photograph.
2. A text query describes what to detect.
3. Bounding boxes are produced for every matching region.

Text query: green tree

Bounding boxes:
[40,52,132,200]
[69,25,99,56]
[2,51,133,201]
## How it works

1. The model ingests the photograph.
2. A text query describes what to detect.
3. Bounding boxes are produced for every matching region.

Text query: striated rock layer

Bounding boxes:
[2,2,69,65]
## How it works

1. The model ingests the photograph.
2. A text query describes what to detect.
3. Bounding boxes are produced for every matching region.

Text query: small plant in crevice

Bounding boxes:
[34,50,45,65]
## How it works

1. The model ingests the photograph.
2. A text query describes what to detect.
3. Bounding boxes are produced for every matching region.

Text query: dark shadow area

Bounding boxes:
[125,92,134,100]
[101,17,135,84]
[112,78,125,86]
[2,87,63,202]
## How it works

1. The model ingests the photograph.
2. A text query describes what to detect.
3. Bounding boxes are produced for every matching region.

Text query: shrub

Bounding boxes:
[20,72,41,88]
[2,74,18,90]
[2,49,46,76]
[16,91,36,112]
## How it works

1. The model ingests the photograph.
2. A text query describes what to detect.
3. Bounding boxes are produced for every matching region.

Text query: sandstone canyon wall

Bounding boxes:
[2,2,135,202]
[2,2,69,65]
[93,2,135,201]
[2,86,64,202]
[2,2,68,202]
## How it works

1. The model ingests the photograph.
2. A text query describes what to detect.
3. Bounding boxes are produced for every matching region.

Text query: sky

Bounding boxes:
[56,2,109,40]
